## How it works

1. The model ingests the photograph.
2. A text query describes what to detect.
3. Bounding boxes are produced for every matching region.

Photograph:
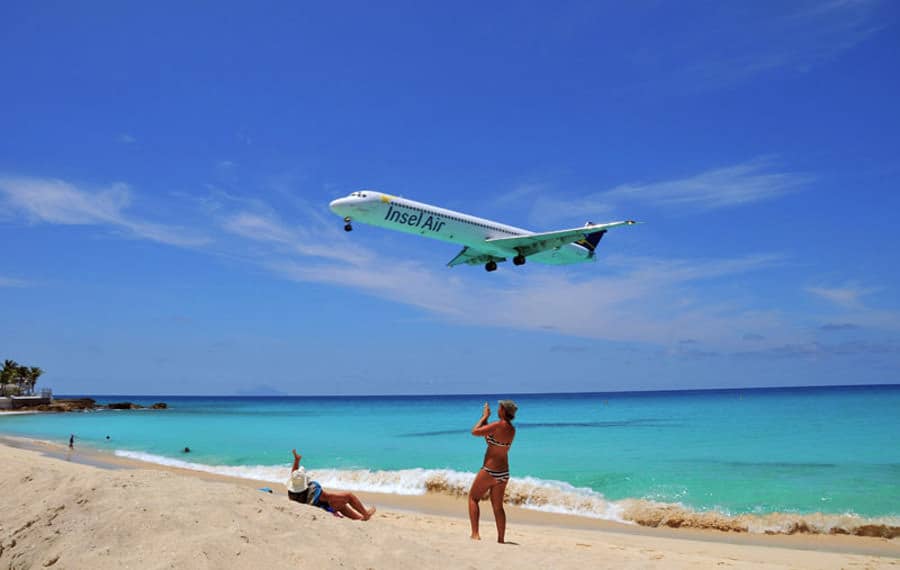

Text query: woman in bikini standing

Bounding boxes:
[468,399,517,543]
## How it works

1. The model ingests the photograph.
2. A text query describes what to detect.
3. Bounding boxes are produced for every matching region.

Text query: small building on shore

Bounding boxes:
[0,389,53,410]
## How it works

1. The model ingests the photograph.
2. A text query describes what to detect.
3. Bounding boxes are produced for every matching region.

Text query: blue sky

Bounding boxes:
[1,1,898,395]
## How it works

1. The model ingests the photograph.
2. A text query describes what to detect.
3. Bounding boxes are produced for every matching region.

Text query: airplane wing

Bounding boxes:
[485,220,638,257]
[446,247,507,267]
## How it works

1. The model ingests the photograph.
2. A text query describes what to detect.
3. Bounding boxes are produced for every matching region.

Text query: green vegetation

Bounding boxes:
[0,360,44,396]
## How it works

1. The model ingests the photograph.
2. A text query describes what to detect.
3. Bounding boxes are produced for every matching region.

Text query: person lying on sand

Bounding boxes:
[287,449,376,521]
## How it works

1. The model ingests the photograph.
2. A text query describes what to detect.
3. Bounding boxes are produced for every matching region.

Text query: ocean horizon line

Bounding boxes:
[54,381,900,400]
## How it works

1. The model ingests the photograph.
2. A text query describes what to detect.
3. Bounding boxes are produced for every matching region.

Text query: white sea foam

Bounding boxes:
[115,450,290,483]
[506,476,627,521]
[321,468,627,522]
[312,467,470,496]
[113,450,900,536]
[113,450,627,521]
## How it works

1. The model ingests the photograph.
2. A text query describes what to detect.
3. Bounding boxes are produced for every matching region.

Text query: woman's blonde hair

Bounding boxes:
[498,400,518,421]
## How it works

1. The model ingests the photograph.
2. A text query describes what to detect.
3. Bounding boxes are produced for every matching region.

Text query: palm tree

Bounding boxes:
[15,365,28,391]
[0,360,45,396]
[1,360,18,395]
[1,360,17,384]
[16,365,29,394]
[28,367,43,395]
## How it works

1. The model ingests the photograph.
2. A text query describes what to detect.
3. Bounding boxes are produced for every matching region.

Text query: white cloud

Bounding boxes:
[0,176,211,247]
[525,158,811,225]
[807,283,876,309]
[805,282,900,332]
[268,248,787,347]
[0,174,839,350]
[604,159,810,210]
[222,212,294,244]
[165,186,797,349]
[118,133,137,144]
[0,276,29,287]
[781,0,884,64]
[220,210,370,265]
[489,183,547,208]
[640,0,885,92]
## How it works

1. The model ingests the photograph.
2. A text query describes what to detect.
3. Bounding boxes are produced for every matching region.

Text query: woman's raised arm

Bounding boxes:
[471,402,498,436]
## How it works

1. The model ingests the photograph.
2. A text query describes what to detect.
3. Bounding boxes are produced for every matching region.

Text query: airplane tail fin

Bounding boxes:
[576,229,607,253]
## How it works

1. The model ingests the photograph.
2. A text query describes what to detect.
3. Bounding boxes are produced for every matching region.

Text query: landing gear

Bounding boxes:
[485,260,498,272]
[343,216,353,232]
[513,254,526,266]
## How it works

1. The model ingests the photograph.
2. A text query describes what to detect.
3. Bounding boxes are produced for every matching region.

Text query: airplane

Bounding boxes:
[329,190,638,272]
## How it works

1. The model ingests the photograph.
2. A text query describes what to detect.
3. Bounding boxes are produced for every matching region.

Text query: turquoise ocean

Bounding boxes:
[2,385,898,535]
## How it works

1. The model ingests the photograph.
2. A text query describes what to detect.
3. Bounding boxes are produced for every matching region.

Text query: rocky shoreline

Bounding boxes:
[11,398,168,412]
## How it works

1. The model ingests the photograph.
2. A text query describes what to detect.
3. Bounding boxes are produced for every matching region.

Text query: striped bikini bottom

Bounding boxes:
[482,466,510,482]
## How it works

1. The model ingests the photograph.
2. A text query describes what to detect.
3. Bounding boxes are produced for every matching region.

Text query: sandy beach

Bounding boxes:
[0,439,896,569]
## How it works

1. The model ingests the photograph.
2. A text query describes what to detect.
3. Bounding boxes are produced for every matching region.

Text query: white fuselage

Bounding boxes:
[329,191,592,264]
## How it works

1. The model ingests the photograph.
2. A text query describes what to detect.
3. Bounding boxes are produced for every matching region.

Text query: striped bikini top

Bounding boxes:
[486,433,512,448]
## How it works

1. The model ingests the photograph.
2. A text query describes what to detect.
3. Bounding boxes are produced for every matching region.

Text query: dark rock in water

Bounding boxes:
[105,402,144,410]
[3,397,167,413]
[45,398,97,412]
[56,398,96,407]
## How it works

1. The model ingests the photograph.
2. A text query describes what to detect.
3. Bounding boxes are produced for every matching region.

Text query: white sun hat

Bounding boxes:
[286,466,310,493]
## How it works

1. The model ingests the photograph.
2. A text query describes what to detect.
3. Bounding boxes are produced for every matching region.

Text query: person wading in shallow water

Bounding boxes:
[468,400,517,543]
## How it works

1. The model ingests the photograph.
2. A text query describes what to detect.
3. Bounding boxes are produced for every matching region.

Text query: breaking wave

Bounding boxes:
[618,501,900,538]
[114,450,900,537]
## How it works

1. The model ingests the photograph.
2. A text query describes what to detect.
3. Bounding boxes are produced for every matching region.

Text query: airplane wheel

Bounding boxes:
[513,255,526,266]
[344,224,353,232]
[485,261,497,272]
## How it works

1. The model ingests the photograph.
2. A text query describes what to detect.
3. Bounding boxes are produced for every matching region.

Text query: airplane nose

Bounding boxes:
[329,198,346,214]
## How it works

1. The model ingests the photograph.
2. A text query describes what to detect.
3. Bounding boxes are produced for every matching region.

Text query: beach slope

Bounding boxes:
[0,443,895,569]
